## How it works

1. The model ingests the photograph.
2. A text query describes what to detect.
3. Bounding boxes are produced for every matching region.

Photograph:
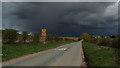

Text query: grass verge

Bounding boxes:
[2,40,74,61]
[83,42,118,66]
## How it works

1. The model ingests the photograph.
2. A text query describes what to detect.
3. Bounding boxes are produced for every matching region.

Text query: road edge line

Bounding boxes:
[81,42,88,68]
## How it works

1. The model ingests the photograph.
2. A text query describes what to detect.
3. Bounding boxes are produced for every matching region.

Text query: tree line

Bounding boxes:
[2,29,63,44]
[80,32,120,49]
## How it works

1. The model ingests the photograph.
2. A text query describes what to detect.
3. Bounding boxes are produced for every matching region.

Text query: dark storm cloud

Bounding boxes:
[2,2,118,36]
[118,2,120,34]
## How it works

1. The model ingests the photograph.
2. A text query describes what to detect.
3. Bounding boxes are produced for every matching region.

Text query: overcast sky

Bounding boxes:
[2,2,118,36]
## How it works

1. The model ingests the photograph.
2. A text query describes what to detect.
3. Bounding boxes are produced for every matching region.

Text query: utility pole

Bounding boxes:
[41,26,46,44]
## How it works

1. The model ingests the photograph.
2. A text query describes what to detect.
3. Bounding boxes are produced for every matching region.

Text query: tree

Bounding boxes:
[80,32,91,42]
[22,31,28,44]
[2,29,18,44]
[33,33,40,43]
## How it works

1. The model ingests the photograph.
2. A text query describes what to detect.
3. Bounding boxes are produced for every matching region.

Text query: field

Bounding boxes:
[2,40,74,61]
[83,42,119,66]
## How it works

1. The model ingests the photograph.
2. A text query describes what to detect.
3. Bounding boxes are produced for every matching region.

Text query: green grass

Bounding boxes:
[2,40,74,61]
[83,42,118,66]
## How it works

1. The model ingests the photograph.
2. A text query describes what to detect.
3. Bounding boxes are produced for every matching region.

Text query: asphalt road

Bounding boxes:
[3,41,83,66]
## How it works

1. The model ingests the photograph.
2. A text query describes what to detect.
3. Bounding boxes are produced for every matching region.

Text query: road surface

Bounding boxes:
[3,41,84,66]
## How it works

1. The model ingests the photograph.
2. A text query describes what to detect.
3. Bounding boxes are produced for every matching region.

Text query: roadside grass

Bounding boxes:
[2,40,74,61]
[83,42,118,66]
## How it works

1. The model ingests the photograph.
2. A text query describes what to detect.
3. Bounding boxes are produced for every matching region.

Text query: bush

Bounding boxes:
[112,38,118,48]
[22,31,28,44]
[91,38,100,44]
[47,35,62,42]
[46,35,54,42]
[33,33,40,43]
[27,35,34,43]
[64,39,73,41]
[54,36,62,42]
[118,36,120,49]
[2,29,18,44]
[98,38,112,46]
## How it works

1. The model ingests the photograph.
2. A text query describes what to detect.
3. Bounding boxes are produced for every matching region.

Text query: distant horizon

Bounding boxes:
[1,28,119,37]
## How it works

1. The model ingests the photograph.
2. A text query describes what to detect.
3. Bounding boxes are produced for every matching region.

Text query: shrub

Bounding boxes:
[98,38,112,46]
[112,38,118,48]
[33,33,40,43]
[2,29,18,44]
[22,31,28,44]
[91,38,100,44]
[47,35,62,42]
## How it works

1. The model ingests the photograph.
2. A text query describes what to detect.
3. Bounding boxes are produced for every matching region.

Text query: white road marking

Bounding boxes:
[54,48,67,51]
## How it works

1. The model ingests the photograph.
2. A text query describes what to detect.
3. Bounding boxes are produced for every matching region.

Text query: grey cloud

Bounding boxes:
[2,2,118,36]
[2,0,117,2]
